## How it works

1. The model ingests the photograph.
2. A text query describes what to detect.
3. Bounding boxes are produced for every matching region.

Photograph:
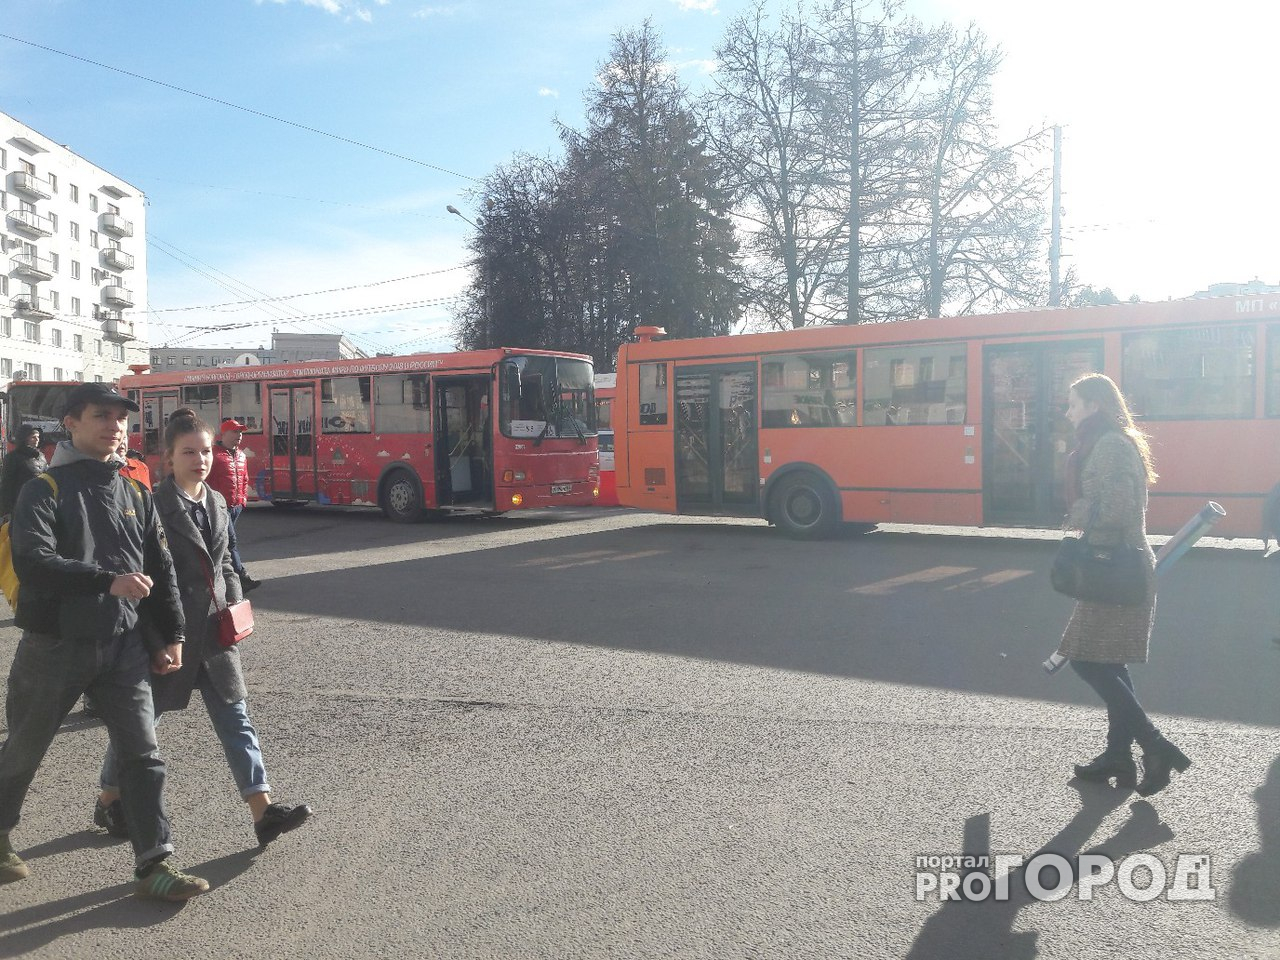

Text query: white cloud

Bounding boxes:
[672,58,718,76]
[671,0,718,11]
[538,87,559,99]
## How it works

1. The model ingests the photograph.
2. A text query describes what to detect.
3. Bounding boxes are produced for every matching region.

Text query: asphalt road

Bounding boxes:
[0,504,1278,959]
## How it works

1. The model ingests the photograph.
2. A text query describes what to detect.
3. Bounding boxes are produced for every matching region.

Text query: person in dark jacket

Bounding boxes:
[0,382,209,900]
[1058,373,1190,797]
[0,424,47,519]
[97,412,310,848]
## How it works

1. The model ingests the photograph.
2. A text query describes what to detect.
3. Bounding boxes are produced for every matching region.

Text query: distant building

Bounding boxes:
[1190,280,1280,299]
[0,110,148,384]
[148,332,366,372]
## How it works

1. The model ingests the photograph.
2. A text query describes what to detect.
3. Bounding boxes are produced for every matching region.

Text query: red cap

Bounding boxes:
[220,418,247,432]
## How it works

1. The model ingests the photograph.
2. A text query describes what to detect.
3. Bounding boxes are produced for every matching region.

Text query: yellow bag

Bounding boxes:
[0,520,18,610]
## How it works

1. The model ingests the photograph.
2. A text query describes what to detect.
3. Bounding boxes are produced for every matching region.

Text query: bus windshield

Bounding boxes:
[499,356,596,441]
[7,383,76,447]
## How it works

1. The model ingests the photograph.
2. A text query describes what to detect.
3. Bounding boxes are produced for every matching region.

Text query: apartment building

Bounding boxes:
[0,111,147,385]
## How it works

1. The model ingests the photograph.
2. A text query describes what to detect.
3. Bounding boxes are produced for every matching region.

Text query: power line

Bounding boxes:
[0,33,479,182]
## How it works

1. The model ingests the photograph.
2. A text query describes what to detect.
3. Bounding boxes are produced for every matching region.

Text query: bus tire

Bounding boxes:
[770,471,838,539]
[381,470,425,523]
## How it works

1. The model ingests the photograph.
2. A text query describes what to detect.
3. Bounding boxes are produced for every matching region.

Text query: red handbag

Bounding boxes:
[201,558,254,648]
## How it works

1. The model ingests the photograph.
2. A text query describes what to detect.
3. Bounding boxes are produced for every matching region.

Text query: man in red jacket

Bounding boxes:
[207,418,261,593]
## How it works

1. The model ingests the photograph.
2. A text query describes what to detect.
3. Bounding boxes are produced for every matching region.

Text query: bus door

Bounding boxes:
[267,384,317,501]
[434,376,492,507]
[140,390,181,464]
[984,341,1104,526]
[673,364,759,514]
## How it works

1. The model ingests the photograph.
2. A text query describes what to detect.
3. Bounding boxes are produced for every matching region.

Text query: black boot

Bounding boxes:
[1135,739,1191,797]
[1073,751,1138,788]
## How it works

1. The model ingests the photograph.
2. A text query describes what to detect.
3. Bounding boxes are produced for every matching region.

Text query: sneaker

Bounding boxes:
[239,572,262,594]
[94,797,130,839]
[0,833,29,883]
[135,859,210,901]
[254,801,312,847]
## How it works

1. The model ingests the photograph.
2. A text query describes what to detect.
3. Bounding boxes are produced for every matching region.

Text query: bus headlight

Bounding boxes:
[511,492,524,507]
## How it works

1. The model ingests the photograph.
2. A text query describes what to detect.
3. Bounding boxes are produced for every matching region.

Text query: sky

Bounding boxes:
[1,0,1275,356]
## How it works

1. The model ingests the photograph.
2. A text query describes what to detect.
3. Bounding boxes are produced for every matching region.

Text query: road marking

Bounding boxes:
[851,566,976,595]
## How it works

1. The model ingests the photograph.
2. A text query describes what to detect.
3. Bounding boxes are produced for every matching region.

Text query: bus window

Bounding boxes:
[639,362,668,425]
[761,352,856,427]
[863,343,966,425]
[181,384,221,425]
[1124,326,1255,419]
[374,374,430,433]
[321,376,372,433]
[221,382,263,432]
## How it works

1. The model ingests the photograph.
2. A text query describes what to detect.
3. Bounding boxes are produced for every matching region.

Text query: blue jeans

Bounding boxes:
[1070,660,1161,755]
[0,629,173,867]
[227,504,245,576]
[102,665,270,800]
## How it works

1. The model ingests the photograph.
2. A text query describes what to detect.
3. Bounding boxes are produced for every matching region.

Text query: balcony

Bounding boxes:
[102,285,134,308]
[9,254,54,282]
[100,247,135,271]
[100,213,134,238]
[6,170,52,201]
[102,315,135,343]
[6,209,54,237]
[10,296,53,320]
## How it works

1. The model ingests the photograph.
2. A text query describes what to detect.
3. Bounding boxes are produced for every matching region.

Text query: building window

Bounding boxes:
[47,173,57,193]
[112,343,124,361]
[0,148,6,169]
[49,291,59,310]
[69,184,79,203]
[89,194,98,212]
[108,202,120,215]
[182,357,190,366]
[74,334,83,351]
[19,159,33,175]
[195,356,206,367]
[0,316,9,337]
[96,340,102,355]
[69,221,79,241]
[151,354,160,365]
[73,371,83,381]
[0,190,6,210]
[23,322,39,343]
[24,363,41,379]
[48,211,57,233]
[50,253,59,273]
[94,375,103,382]
[91,268,101,286]
[0,276,6,296]
[71,297,80,315]
[53,366,63,379]
[0,359,10,377]
[70,260,79,280]
[51,328,62,348]
[166,357,175,365]
[90,230,99,249]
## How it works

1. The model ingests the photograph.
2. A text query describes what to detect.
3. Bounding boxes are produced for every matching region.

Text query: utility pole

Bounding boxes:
[846,17,861,325]
[1048,125,1062,307]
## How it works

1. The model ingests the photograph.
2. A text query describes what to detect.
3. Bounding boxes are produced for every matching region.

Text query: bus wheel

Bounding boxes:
[771,472,837,539]
[381,471,424,523]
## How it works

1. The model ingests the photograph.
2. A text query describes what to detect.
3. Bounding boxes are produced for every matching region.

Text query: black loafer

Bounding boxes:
[1136,740,1191,797]
[255,802,312,847]
[1073,753,1138,788]
[94,797,130,839]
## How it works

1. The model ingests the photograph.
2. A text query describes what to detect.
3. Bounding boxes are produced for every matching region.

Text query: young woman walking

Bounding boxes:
[95,413,311,846]
[1059,373,1190,797]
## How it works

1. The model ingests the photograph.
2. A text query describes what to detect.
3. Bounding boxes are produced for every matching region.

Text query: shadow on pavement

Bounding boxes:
[1230,754,1280,927]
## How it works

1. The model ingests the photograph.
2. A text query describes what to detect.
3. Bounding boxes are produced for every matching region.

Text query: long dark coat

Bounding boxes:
[0,445,47,518]
[1057,430,1156,664]
[149,477,248,712]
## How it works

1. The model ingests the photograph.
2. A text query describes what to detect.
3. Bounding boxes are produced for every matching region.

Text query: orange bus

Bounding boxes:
[120,348,599,522]
[613,295,1280,538]
[0,379,79,455]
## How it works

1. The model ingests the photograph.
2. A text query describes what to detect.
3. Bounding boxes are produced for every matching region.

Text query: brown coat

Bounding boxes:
[1057,430,1156,663]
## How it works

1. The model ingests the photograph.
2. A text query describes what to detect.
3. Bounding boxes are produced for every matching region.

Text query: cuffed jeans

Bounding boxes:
[227,504,246,576]
[0,628,173,867]
[102,664,270,800]
[1070,660,1161,755]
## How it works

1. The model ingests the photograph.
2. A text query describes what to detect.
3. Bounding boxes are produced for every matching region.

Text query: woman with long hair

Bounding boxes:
[1059,372,1189,797]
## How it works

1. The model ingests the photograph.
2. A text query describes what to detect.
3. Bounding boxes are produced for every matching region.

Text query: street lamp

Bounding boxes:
[447,204,490,348]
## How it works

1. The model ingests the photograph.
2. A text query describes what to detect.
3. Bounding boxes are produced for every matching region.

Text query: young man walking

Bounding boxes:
[207,418,260,593]
[0,383,209,900]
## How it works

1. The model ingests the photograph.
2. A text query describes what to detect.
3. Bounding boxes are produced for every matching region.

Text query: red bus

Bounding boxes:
[613,295,1280,538]
[0,379,79,455]
[119,348,600,522]
[593,373,617,506]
